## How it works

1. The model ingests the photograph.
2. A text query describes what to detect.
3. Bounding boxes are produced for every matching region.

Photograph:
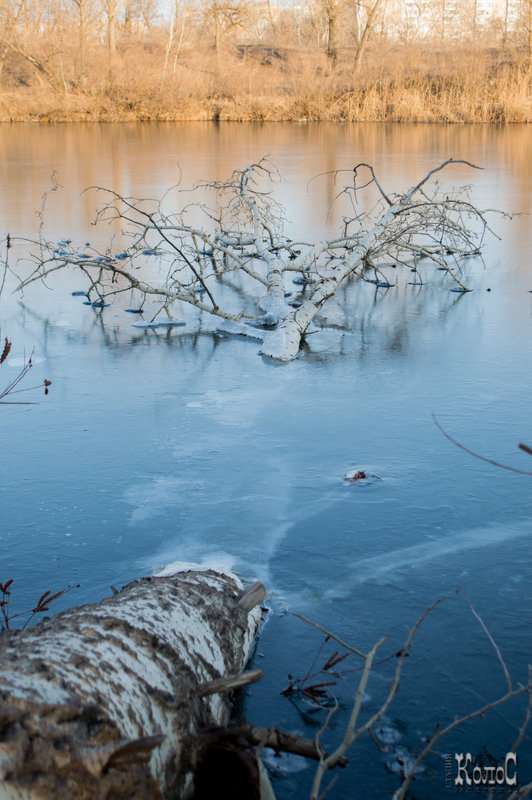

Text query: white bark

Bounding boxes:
[259,160,484,360]
[259,201,399,360]
[0,569,265,799]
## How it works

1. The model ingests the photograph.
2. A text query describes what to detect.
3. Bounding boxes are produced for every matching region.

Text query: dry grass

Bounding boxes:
[0,41,530,123]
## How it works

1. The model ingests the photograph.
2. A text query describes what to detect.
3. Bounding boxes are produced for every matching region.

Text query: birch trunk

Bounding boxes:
[259,201,399,360]
[0,569,265,799]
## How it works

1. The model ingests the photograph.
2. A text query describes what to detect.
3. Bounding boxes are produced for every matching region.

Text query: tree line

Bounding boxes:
[0,0,530,120]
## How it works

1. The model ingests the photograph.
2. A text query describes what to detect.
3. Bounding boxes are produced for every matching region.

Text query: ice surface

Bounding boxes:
[132,320,186,328]
[328,519,532,597]
[262,749,308,776]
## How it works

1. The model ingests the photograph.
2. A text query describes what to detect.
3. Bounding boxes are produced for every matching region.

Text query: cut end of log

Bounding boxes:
[238,581,267,612]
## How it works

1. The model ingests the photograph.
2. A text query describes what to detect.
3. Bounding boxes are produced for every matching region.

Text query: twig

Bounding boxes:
[309,598,446,800]
[292,613,366,659]
[458,590,512,692]
[512,665,532,751]
[393,683,531,800]
[433,413,532,475]
[393,594,532,800]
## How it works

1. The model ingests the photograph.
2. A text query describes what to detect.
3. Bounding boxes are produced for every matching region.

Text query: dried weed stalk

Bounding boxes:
[283,594,532,800]
[0,234,51,403]
[0,579,79,632]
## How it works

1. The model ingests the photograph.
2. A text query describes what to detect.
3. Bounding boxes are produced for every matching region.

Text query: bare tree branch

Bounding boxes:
[433,414,532,476]
[15,158,495,361]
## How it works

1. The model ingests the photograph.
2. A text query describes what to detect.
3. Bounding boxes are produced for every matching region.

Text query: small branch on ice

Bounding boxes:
[433,413,532,475]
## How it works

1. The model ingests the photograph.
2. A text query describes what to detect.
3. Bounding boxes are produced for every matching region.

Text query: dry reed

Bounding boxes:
[0,41,530,123]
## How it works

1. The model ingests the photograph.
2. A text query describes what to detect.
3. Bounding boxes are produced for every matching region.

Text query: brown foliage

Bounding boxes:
[0,32,531,122]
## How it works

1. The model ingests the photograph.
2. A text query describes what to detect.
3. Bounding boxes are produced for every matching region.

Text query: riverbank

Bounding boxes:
[1,45,531,123]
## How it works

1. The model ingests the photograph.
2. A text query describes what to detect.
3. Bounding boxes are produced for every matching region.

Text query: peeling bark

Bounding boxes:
[0,570,265,799]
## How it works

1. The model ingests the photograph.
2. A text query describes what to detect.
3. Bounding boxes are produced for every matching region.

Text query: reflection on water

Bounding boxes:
[2,121,532,238]
[1,122,532,800]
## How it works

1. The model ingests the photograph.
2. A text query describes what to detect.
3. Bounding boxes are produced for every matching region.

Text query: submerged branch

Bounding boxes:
[14,158,495,361]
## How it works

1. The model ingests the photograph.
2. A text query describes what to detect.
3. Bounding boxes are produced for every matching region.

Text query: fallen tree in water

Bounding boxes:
[16,158,495,361]
[2,571,532,799]
[0,568,266,799]
[0,568,362,799]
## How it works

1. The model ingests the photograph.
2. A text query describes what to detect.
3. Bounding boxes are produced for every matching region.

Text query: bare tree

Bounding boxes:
[525,0,532,65]
[17,158,494,362]
[133,0,159,34]
[202,0,249,52]
[529,0,532,64]
[105,0,118,54]
[353,0,385,74]
[314,0,346,65]
[0,0,64,90]
[71,0,90,83]
[503,0,510,44]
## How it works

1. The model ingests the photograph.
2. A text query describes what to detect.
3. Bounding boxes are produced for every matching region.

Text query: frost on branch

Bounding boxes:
[17,158,494,361]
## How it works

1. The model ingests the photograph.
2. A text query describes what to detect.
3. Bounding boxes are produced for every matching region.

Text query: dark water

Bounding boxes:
[1,122,531,798]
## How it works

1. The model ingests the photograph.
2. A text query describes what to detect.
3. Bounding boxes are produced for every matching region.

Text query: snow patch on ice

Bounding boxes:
[374,720,402,745]
[124,476,205,524]
[216,319,266,340]
[4,356,44,367]
[386,746,425,775]
[320,301,346,326]
[132,320,186,329]
[262,748,308,776]
[154,554,239,581]
[259,327,293,360]
[326,518,532,597]
[258,294,291,320]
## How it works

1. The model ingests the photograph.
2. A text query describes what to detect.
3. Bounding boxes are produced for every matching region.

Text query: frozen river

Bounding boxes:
[1,121,531,798]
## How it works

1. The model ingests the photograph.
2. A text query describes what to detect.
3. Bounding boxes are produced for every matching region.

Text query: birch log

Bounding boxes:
[0,569,265,799]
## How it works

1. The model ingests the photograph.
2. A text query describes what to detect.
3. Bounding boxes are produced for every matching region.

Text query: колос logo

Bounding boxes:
[445,749,518,791]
